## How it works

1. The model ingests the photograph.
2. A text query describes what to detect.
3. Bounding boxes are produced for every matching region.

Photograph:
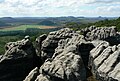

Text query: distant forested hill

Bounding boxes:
[65,17,120,31]
[94,17,120,31]
[38,20,57,26]
[0,21,9,27]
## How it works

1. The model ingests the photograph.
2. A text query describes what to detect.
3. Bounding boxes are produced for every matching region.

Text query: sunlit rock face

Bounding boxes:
[0,26,120,81]
[40,28,77,62]
[25,27,120,81]
[24,28,88,81]
[89,41,120,81]
[82,26,117,40]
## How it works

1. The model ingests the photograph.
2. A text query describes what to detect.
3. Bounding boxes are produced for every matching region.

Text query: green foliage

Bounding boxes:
[65,17,120,31]
[65,22,93,31]
[0,36,23,55]
[94,17,120,31]
[0,27,61,55]
[38,20,56,26]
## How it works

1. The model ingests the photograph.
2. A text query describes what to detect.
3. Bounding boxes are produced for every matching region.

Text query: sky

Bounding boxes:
[0,0,120,17]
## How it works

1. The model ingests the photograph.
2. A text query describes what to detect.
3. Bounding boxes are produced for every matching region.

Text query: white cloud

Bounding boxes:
[0,0,120,17]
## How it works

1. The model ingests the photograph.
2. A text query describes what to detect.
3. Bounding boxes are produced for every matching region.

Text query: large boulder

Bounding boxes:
[0,36,37,81]
[40,28,77,62]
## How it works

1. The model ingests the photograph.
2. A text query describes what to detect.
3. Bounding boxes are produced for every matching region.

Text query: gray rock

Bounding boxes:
[24,67,39,81]
[24,35,30,40]
[38,45,86,81]
[0,36,37,81]
[24,27,120,81]
[82,26,117,41]
[108,62,120,81]
[40,28,78,62]
[35,74,51,81]
[35,34,47,57]
[89,42,120,81]
[25,28,87,81]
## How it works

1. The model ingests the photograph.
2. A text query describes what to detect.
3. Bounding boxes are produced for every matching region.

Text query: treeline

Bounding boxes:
[0,28,61,55]
[0,28,61,36]
[65,17,120,31]
[0,21,10,27]
[38,20,57,26]
[94,17,120,31]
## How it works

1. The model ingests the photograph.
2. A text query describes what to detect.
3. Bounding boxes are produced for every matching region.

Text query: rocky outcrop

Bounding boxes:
[24,29,88,81]
[35,34,47,66]
[0,36,37,81]
[35,34,47,57]
[40,28,77,62]
[0,26,120,81]
[38,45,86,81]
[89,41,120,81]
[82,26,117,41]
[24,27,120,81]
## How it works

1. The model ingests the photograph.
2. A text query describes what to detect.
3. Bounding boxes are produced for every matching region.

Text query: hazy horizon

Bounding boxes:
[0,16,119,18]
[0,0,120,17]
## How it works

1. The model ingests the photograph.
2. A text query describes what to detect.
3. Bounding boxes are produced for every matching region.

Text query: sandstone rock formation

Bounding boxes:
[82,26,117,41]
[0,26,120,81]
[24,28,87,81]
[0,36,38,81]
[24,27,120,81]
[40,28,77,62]
[89,41,120,81]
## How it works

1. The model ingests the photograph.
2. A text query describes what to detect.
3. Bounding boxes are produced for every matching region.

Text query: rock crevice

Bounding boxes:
[0,26,120,81]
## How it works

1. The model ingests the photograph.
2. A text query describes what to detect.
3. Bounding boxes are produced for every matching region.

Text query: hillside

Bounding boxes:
[65,17,120,31]
[0,21,9,27]
[38,20,56,26]
[0,16,117,26]
[94,17,120,31]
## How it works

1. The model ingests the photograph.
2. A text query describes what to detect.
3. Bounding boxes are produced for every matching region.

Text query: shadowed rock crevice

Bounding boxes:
[78,43,95,78]
[78,43,95,67]
[24,27,120,81]
[1,27,120,81]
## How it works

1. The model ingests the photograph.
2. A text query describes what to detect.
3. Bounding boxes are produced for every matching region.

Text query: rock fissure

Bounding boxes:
[0,26,120,81]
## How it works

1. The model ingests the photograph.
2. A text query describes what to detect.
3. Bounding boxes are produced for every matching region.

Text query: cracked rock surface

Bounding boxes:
[0,27,120,81]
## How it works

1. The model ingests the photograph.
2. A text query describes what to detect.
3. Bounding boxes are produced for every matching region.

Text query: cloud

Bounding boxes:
[0,0,120,17]
[86,0,120,4]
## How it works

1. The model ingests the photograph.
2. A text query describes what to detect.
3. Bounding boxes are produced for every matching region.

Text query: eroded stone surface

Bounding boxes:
[0,27,120,81]
[26,27,120,81]
[90,42,120,81]
[0,36,37,81]
[40,28,78,62]
[82,26,117,41]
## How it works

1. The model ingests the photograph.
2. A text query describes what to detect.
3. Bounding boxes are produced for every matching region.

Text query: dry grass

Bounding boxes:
[87,76,98,81]
[0,25,56,31]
